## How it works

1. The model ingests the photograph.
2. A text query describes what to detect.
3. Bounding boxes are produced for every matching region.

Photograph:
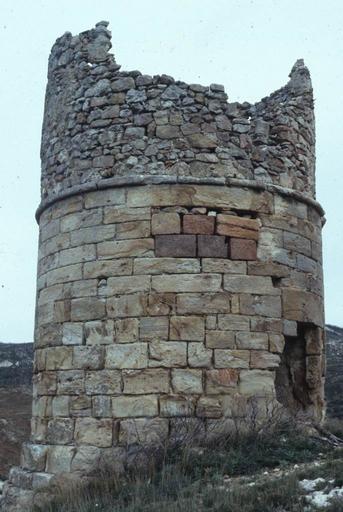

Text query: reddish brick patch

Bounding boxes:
[216,214,259,240]
[198,235,228,258]
[155,235,196,257]
[183,215,215,235]
[229,238,257,260]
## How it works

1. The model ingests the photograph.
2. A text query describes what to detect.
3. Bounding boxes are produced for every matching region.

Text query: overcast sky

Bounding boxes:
[0,0,342,343]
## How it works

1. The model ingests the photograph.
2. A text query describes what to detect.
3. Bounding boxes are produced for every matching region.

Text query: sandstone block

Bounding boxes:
[85,370,121,395]
[57,370,84,395]
[117,221,151,240]
[140,316,169,340]
[188,343,212,368]
[151,212,181,234]
[236,332,268,350]
[217,314,250,331]
[71,446,102,473]
[269,334,285,353]
[98,239,154,259]
[306,355,322,389]
[134,257,200,274]
[170,315,205,340]
[229,239,257,260]
[92,396,112,417]
[206,331,235,349]
[160,396,194,417]
[52,396,70,417]
[224,275,278,295]
[155,234,196,257]
[100,275,150,296]
[62,322,83,345]
[84,259,133,278]
[47,418,74,444]
[250,317,283,333]
[107,294,148,318]
[116,318,139,343]
[21,443,48,471]
[70,225,116,246]
[177,293,231,314]
[305,327,323,355]
[60,208,102,233]
[84,189,125,209]
[240,294,282,318]
[196,397,222,418]
[282,289,324,327]
[250,351,280,369]
[106,343,148,369]
[183,215,215,234]
[46,264,82,286]
[283,232,312,256]
[206,369,239,394]
[112,395,158,418]
[45,347,73,370]
[123,369,170,394]
[84,320,115,345]
[149,341,187,367]
[202,258,246,274]
[152,274,221,293]
[59,245,96,267]
[214,350,250,368]
[35,372,57,395]
[119,418,169,445]
[147,292,177,316]
[247,261,290,277]
[74,418,113,447]
[171,369,203,394]
[198,235,228,258]
[71,297,106,321]
[283,319,298,337]
[239,369,275,395]
[46,446,75,474]
[73,346,105,370]
[216,214,259,240]
[70,395,92,417]
[104,206,151,224]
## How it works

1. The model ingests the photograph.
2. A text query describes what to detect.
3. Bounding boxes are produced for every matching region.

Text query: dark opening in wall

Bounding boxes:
[275,324,323,413]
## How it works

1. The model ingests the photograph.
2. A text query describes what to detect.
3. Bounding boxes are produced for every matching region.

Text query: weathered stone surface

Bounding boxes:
[71,297,106,321]
[115,318,139,343]
[149,341,187,367]
[177,293,231,314]
[155,235,196,257]
[45,347,73,370]
[269,334,285,353]
[236,332,269,350]
[217,314,250,331]
[85,370,121,394]
[196,397,222,418]
[116,221,151,240]
[106,343,148,369]
[84,320,115,345]
[140,316,169,339]
[152,212,181,234]
[224,275,278,295]
[100,275,150,296]
[239,370,275,395]
[107,294,148,318]
[152,274,221,292]
[134,257,200,274]
[198,235,228,258]
[247,261,290,277]
[160,396,194,416]
[119,418,169,445]
[217,214,259,240]
[21,443,48,472]
[206,331,235,349]
[214,349,250,368]
[188,343,212,368]
[73,346,105,370]
[123,369,170,394]
[229,239,257,260]
[170,316,205,341]
[282,289,324,327]
[250,351,280,369]
[202,259,246,274]
[112,396,158,418]
[74,418,113,447]
[171,369,203,394]
[84,259,133,278]
[206,369,239,393]
[98,239,154,259]
[183,215,215,234]
[239,294,282,317]
[46,446,75,473]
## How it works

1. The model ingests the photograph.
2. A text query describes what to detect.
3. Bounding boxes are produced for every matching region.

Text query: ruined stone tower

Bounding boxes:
[2,21,325,511]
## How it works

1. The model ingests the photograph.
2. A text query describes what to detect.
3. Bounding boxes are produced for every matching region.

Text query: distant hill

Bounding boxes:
[325,324,343,419]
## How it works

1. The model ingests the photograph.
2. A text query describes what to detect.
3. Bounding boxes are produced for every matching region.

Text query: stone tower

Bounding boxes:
[2,21,325,511]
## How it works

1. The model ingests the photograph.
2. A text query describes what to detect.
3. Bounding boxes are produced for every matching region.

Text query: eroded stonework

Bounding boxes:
[2,21,325,512]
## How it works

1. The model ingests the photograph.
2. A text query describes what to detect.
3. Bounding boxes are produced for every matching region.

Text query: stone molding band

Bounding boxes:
[35,175,325,222]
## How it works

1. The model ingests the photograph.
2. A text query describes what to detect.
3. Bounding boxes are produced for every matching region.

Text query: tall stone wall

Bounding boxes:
[1,22,325,512]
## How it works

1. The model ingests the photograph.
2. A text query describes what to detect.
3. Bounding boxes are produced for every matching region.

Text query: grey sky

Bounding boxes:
[0,0,342,342]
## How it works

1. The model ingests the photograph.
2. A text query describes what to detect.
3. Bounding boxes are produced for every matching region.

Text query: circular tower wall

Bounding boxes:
[2,21,325,511]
